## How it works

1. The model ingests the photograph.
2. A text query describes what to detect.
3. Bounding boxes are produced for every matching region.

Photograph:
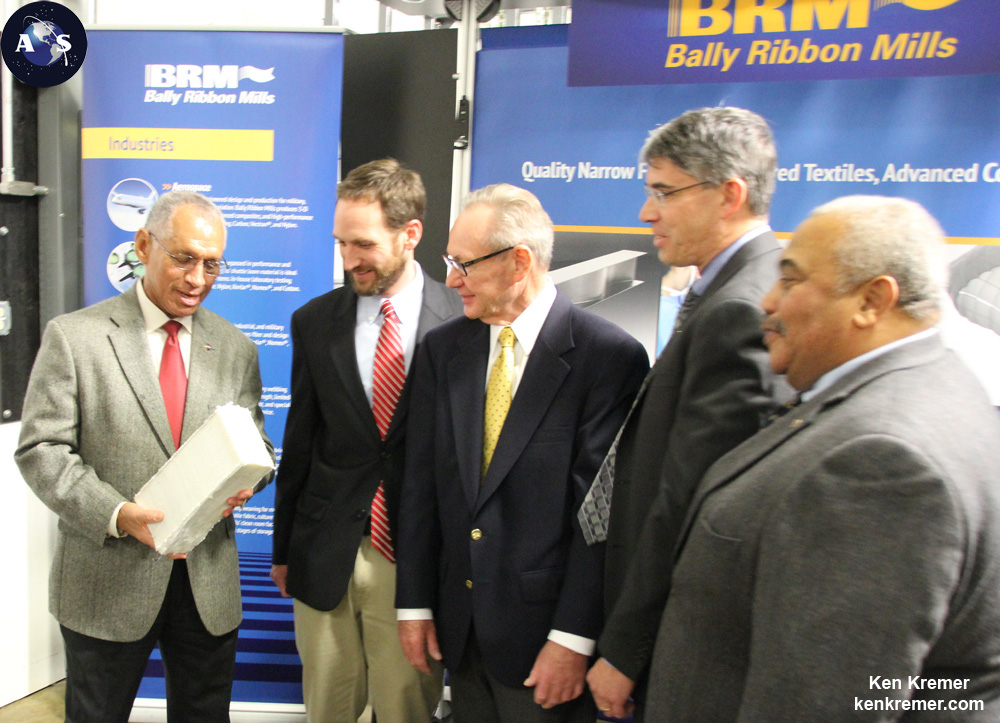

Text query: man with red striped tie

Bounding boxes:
[271,159,463,722]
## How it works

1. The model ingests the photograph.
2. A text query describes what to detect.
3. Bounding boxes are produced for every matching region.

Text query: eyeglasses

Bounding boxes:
[643,181,710,206]
[149,233,228,277]
[442,246,514,277]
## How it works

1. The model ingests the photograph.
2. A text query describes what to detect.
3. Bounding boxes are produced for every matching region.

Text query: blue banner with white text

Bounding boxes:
[82,28,343,708]
[474,24,1000,395]
[475,26,1000,240]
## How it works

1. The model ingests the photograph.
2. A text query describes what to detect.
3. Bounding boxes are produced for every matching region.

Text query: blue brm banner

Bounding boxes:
[475,25,1000,241]
[569,0,1000,86]
[474,25,1000,397]
[83,29,344,708]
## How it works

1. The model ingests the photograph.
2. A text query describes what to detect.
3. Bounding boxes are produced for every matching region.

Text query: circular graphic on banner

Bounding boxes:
[0,1,87,87]
[107,178,158,231]
[107,241,144,293]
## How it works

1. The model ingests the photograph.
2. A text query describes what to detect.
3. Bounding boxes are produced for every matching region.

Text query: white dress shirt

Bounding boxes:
[109,279,196,537]
[483,278,557,394]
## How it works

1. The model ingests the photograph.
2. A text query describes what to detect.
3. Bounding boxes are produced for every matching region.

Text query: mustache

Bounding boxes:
[761,317,785,336]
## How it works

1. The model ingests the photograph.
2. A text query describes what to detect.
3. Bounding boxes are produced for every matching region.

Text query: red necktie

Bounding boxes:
[370,299,404,562]
[160,320,187,450]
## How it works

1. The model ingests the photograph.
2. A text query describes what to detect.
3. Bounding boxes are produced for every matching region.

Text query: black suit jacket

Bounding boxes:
[395,291,649,688]
[271,276,463,611]
[599,232,793,681]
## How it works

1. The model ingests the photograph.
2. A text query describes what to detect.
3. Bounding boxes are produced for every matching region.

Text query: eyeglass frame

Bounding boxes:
[148,232,229,277]
[442,246,515,277]
[643,180,711,206]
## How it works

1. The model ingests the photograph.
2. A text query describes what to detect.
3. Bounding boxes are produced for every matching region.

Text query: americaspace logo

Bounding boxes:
[0,1,86,87]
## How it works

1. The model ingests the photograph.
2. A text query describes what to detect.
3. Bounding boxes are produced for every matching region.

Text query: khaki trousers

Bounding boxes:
[293,539,444,723]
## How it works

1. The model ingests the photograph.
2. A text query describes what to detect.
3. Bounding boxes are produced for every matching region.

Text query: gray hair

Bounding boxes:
[145,191,226,243]
[641,107,777,217]
[462,184,553,271]
[811,195,948,321]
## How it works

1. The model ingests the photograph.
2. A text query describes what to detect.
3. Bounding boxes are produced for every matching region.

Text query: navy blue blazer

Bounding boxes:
[395,290,649,687]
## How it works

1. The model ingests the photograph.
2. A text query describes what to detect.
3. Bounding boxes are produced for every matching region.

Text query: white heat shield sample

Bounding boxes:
[135,403,274,555]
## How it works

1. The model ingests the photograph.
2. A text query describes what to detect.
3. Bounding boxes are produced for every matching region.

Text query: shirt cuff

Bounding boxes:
[547,629,595,657]
[397,608,434,621]
[108,501,128,538]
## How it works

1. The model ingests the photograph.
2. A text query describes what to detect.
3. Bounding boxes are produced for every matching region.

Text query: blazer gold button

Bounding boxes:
[465,579,473,589]
[471,528,482,540]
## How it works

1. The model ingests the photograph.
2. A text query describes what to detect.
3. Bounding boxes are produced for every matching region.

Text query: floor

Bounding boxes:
[0,682,375,722]
[0,681,65,722]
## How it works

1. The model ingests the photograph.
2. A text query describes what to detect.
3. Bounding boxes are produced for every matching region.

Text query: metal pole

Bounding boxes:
[450,0,476,226]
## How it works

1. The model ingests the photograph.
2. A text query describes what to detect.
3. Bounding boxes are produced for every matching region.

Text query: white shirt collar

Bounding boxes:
[136,278,194,335]
[489,277,557,354]
[801,328,939,402]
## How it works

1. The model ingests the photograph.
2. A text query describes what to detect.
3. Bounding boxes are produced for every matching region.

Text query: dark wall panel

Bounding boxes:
[342,29,459,283]
[0,82,41,422]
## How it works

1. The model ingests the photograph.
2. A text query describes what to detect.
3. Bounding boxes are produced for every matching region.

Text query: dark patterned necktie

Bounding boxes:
[578,291,701,544]
[672,289,701,334]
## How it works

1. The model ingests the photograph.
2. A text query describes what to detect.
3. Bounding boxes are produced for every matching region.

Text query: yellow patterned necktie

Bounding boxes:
[482,326,516,479]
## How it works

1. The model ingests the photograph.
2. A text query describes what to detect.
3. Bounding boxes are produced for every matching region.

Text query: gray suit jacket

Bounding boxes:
[16,285,273,641]
[648,334,1000,722]
[599,232,792,680]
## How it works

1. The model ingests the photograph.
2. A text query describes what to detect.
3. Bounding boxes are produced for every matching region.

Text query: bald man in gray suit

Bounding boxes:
[17,191,273,723]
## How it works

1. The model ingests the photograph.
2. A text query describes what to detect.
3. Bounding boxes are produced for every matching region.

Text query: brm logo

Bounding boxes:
[144,65,276,89]
[667,0,962,38]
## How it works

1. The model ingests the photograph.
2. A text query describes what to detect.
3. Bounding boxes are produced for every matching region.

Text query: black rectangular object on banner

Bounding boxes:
[343,29,459,283]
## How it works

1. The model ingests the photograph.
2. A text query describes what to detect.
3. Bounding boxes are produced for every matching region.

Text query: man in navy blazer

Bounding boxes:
[646,196,1000,720]
[395,184,649,722]
[270,160,462,721]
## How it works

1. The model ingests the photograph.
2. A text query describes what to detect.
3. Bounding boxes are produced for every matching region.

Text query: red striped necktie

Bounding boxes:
[160,320,187,450]
[370,298,404,562]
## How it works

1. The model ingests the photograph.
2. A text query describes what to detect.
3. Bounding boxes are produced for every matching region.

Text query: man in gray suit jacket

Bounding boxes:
[16,191,273,722]
[270,160,461,722]
[586,107,791,718]
[648,196,1000,721]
